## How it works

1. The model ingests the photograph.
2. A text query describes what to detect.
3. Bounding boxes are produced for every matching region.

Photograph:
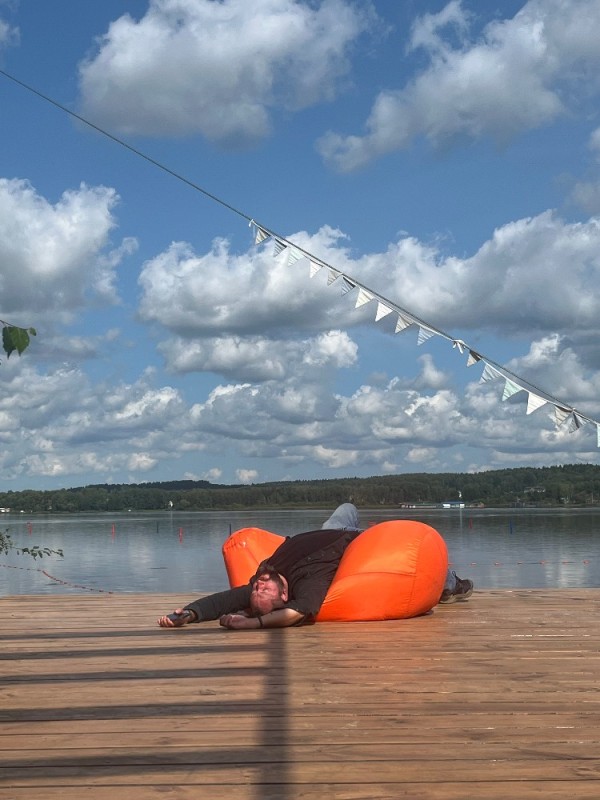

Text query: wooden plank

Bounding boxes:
[1,590,600,799]
[3,784,600,800]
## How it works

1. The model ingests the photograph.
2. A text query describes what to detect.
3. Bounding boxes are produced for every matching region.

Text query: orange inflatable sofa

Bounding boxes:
[222,520,448,621]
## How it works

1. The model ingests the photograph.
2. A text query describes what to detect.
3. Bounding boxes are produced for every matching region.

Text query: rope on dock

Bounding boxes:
[0,562,114,593]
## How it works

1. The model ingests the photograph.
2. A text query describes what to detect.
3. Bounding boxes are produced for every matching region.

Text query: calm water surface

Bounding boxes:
[1,507,599,596]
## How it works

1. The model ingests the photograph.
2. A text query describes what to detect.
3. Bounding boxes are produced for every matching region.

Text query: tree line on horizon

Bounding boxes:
[1,464,600,513]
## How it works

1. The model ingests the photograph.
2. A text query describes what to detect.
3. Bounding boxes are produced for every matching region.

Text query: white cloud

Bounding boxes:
[78,0,374,145]
[140,213,600,367]
[0,178,129,322]
[160,329,357,382]
[1,327,598,488]
[137,225,364,345]
[318,0,600,170]
[2,176,599,486]
[0,365,196,482]
[236,468,258,485]
[182,339,600,476]
[202,467,222,482]
[0,17,18,49]
[128,452,158,471]
[570,180,600,215]
[406,447,438,465]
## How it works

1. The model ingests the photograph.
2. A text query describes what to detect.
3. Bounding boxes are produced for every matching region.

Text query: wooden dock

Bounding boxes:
[1,589,600,799]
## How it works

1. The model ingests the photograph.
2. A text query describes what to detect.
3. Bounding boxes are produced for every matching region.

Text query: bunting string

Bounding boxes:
[250,221,600,445]
[1,67,598,447]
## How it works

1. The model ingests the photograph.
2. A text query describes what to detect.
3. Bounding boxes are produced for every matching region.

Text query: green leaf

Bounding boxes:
[2,326,31,358]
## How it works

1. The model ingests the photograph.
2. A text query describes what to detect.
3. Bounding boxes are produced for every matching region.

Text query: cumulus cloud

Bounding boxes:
[0,17,19,49]
[137,226,362,342]
[0,178,131,322]
[236,468,258,484]
[1,327,597,488]
[159,330,357,381]
[318,0,600,170]
[133,212,600,475]
[3,177,599,486]
[139,213,600,377]
[504,335,600,414]
[78,0,374,145]
[202,467,222,482]
[0,364,196,482]
[183,341,600,476]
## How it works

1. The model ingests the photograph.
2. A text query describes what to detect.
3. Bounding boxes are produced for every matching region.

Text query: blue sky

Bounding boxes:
[1,0,600,491]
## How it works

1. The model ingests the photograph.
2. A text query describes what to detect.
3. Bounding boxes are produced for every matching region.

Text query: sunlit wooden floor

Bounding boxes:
[1,589,600,799]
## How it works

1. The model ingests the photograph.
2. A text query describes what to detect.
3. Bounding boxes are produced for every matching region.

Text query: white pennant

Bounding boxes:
[502,378,523,401]
[554,406,572,428]
[273,239,286,257]
[567,412,582,432]
[375,301,393,321]
[287,246,303,267]
[480,363,502,383]
[254,226,270,245]
[355,288,374,308]
[255,234,600,439]
[526,392,547,415]
[395,314,412,334]
[417,326,436,346]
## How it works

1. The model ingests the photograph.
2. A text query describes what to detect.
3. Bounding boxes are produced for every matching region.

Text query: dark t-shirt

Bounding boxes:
[185,528,361,623]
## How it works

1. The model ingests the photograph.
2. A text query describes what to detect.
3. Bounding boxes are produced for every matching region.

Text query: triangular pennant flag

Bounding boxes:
[567,412,582,432]
[341,278,355,295]
[355,288,373,308]
[327,268,340,285]
[273,239,286,257]
[526,392,547,415]
[452,339,466,354]
[375,301,393,321]
[395,314,412,334]
[467,350,482,367]
[309,260,322,278]
[480,363,502,383]
[502,378,523,401]
[554,406,572,428]
[254,226,270,245]
[287,246,303,267]
[417,326,436,346]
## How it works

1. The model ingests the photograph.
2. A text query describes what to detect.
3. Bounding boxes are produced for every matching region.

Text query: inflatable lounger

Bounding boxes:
[222,520,448,621]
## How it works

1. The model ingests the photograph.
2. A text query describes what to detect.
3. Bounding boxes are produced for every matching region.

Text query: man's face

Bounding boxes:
[249,571,287,616]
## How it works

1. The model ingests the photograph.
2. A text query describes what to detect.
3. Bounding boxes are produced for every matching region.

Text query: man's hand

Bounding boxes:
[157,608,194,628]
[220,608,305,629]
[219,613,259,630]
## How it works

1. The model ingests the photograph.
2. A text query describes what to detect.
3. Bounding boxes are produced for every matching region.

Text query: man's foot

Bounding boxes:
[439,572,474,604]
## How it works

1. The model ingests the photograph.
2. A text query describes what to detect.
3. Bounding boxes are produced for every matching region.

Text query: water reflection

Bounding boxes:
[1,507,598,596]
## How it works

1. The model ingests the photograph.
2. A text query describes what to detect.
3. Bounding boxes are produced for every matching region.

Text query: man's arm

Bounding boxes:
[157,585,253,627]
[185,585,252,622]
[220,607,305,630]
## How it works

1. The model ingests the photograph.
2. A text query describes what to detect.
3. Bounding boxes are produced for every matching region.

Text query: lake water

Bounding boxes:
[1,507,599,597]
